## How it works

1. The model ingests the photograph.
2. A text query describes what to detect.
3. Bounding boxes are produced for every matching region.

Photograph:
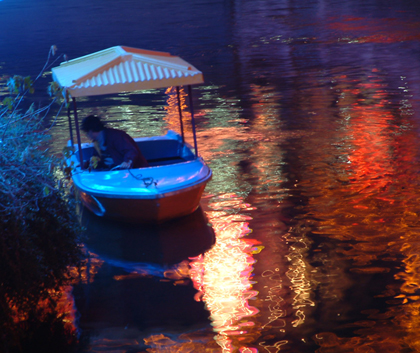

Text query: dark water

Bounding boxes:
[3,0,420,351]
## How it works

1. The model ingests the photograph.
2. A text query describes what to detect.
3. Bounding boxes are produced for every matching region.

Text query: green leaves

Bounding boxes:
[48,81,63,99]
[43,186,50,196]
[50,44,57,56]
[90,156,100,169]
[62,146,75,159]
[7,75,34,95]
[0,45,83,353]
[2,96,13,110]
[2,76,34,111]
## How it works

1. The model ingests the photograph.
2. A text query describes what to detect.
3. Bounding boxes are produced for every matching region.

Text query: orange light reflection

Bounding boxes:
[164,86,194,145]
[302,66,420,351]
[6,248,104,346]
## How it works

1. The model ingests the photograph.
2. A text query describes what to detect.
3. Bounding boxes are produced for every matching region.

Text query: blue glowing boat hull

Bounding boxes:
[69,131,212,223]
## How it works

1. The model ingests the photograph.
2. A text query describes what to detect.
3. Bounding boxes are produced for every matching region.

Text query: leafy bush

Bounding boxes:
[0,47,84,353]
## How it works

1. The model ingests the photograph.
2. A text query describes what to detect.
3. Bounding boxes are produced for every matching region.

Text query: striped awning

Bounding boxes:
[51,46,204,98]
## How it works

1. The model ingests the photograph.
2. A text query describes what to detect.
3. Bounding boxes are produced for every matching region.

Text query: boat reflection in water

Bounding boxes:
[77,203,215,266]
[72,204,216,349]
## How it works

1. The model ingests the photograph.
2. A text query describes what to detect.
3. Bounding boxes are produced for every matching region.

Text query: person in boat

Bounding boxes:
[81,115,149,170]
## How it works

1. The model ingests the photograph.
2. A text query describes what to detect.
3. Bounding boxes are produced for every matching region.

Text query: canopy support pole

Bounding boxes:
[67,104,74,148]
[72,98,84,169]
[187,85,198,158]
[176,86,185,143]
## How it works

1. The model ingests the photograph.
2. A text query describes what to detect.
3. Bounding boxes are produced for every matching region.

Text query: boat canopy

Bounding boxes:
[52,46,204,165]
[51,46,204,98]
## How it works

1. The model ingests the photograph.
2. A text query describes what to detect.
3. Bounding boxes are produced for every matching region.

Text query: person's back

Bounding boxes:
[102,128,149,168]
[81,115,149,170]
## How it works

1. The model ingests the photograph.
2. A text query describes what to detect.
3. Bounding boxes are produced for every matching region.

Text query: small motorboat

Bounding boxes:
[52,46,212,223]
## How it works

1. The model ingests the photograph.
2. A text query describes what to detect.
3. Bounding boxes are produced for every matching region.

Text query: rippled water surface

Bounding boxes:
[3,0,420,351]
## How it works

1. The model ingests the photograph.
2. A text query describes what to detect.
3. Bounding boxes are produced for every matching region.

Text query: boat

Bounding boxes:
[52,46,212,223]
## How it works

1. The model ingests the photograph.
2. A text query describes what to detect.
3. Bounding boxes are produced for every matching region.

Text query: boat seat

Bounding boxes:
[137,139,194,164]
[147,156,187,166]
[137,139,181,160]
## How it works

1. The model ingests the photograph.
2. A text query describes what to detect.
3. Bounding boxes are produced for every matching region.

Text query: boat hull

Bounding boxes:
[77,181,208,224]
[69,131,212,224]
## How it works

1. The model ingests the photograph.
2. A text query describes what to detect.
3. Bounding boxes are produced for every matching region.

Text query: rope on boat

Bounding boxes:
[128,169,157,187]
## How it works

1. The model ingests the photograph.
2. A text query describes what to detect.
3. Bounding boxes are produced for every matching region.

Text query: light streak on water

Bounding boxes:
[189,193,260,352]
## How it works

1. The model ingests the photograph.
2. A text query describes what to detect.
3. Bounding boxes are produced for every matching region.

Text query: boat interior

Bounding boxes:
[75,137,196,168]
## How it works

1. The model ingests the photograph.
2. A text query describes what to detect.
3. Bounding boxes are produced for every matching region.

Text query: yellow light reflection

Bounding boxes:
[248,83,315,337]
[189,193,260,352]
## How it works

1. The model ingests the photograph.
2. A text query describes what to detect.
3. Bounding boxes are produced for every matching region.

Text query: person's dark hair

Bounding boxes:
[81,115,105,132]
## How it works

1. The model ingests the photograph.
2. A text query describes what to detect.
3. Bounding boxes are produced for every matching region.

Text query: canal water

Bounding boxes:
[2,0,420,351]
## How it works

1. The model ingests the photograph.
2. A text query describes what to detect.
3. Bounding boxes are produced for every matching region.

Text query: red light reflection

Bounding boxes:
[329,17,420,43]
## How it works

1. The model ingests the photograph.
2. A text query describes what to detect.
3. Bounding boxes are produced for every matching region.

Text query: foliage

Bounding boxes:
[0,46,84,353]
